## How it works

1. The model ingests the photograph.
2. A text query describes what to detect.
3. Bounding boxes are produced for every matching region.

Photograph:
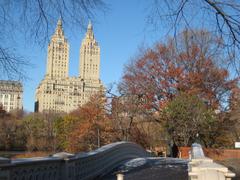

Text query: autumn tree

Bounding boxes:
[111,95,146,141]
[0,105,6,118]
[117,30,238,149]
[0,110,26,150]
[119,30,237,122]
[55,93,117,152]
[110,94,165,149]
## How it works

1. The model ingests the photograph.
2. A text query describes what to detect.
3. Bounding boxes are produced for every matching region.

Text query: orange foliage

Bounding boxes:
[65,93,117,152]
[12,151,51,159]
[120,38,237,112]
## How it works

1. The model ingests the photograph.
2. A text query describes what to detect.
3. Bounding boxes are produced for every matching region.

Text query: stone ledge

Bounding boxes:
[0,157,11,164]
[189,143,236,180]
[52,152,75,160]
[191,162,228,173]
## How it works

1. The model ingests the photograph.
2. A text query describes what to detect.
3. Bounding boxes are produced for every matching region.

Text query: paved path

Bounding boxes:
[100,157,188,180]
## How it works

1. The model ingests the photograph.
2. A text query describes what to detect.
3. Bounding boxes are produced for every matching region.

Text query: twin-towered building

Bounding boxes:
[35,20,104,113]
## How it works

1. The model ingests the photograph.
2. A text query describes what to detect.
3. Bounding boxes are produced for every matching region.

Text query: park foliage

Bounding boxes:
[0,30,240,153]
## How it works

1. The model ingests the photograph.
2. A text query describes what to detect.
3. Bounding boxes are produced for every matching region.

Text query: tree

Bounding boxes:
[0,105,7,118]
[162,93,216,147]
[0,0,106,79]
[119,30,237,121]
[0,110,26,150]
[54,114,82,151]
[110,93,167,149]
[228,88,240,142]
[111,95,145,141]
[147,0,240,71]
[23,112,61,151]
[55,93,117,152]
[203,111,237,148]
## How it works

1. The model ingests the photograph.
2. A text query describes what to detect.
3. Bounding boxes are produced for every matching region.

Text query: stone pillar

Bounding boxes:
[188,143,236,180]
[117,173,124,180]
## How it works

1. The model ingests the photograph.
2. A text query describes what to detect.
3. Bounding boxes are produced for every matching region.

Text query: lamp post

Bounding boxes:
[97,128,100,148]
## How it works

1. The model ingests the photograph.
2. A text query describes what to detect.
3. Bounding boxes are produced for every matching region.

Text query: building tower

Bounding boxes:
[79,21,100,82]
[0,80,23,112]
[46,19,69,79]
[35,20,104,113]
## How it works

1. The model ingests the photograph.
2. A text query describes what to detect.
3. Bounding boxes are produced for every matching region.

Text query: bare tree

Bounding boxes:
[0,0,107,80]
[147,0,240,72]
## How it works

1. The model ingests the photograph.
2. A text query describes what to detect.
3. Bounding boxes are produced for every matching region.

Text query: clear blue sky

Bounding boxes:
[17,1,167,112]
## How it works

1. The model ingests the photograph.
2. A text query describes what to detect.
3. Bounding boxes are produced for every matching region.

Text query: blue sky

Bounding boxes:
[2,1,237,112]
[17,1,167,112]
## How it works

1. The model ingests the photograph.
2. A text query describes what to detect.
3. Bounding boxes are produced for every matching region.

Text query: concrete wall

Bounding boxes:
[188,143,235,180]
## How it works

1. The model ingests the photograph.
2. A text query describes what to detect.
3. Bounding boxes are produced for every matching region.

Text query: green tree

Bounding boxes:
[162,93,216,146]
[23,112,61,151]
[54,114,78,151]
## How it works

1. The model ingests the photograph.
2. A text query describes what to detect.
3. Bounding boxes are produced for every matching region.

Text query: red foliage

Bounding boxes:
[65,93,117,152]
[120,41,237,111]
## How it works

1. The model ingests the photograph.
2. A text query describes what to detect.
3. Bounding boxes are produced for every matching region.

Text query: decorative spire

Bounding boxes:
[57,18,62,27]
[86,20,94,39]
[55,18,64,37]
[87,20,93,30]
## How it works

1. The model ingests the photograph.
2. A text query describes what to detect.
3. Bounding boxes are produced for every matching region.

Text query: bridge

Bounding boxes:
[0,142,236,180]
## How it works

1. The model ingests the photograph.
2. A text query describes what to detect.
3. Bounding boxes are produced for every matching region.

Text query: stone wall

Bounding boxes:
[188,143,235,180]
[0,142,151,180]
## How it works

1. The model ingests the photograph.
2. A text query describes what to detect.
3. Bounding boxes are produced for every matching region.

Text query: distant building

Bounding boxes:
[35,20,104,113]
[0,80,23,112]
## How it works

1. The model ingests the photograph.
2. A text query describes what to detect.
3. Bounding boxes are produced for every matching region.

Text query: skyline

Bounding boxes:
[35,19,104,113]
[0,1,239,177]
[0,1,239,112]
[16,1,165,112]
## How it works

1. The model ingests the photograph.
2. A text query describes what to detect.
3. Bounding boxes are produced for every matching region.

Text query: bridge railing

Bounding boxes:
[188,143,236,180]
[0,141,151,180]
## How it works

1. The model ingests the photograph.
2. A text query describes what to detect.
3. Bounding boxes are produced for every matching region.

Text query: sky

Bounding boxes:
[1,1,238,112]
[16,1,167,112]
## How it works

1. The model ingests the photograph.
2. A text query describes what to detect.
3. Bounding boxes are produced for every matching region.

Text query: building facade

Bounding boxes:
[0,80,23,112]
[35,20,104,113]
